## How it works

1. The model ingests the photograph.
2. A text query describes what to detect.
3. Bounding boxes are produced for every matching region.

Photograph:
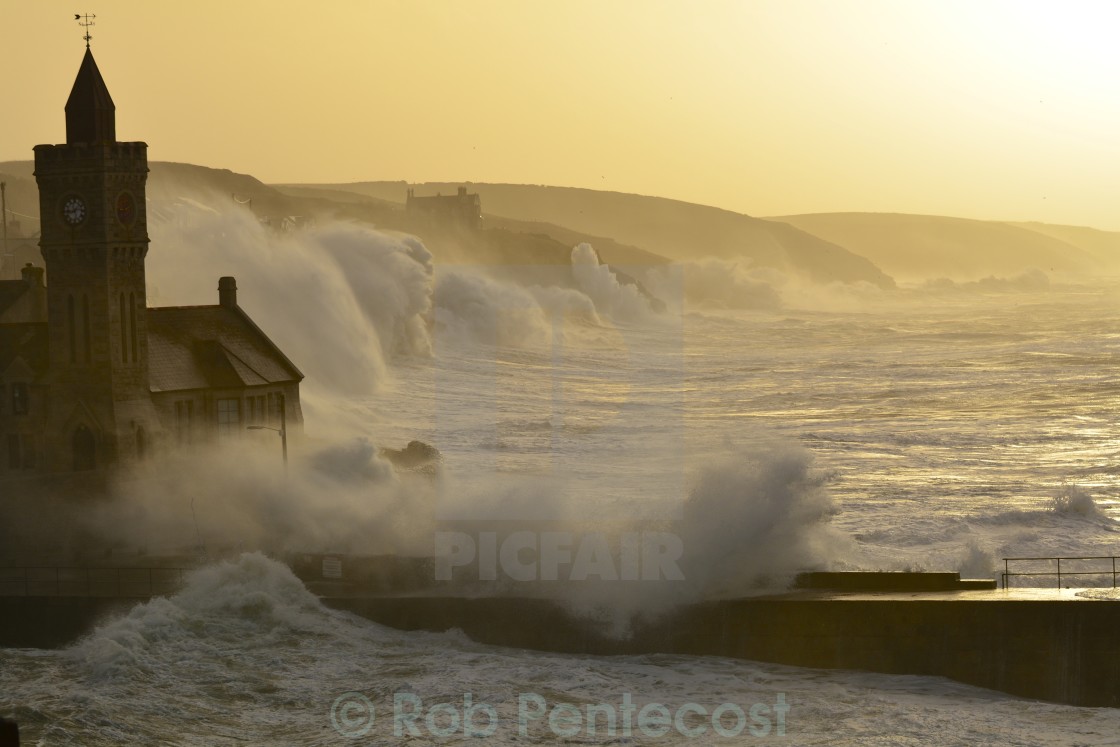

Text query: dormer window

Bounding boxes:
[11,383,29,415]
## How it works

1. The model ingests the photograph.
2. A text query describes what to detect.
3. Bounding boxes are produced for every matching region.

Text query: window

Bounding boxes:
[120,293,128,363]
[129,292,138,363]
[217,398,241,437]
[7,434,35,470]
[245,395,267,426]
[11,383,29,415]
[266,392,286,426]
[82,295,91,363]
[72,426,95,471]
[68,295,77,363]
[175,400,194,444]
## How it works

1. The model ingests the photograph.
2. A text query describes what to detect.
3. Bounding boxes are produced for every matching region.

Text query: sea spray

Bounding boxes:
[433,268,559,349]
[676,442,849,596]
[85,438,438,558]
[1052,483,1105,518]
[148,193,433,398]
[645,256,783,311]
[570,243,663,322]
[517,440,855,635]
[956,540,995,580]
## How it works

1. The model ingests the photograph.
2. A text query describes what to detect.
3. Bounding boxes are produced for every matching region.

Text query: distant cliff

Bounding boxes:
[774,212,1113,281]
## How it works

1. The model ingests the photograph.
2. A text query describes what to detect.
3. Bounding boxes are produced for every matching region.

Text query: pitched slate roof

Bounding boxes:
[0,281,30,318]
[146,305,302,393]
[0,323,48,378]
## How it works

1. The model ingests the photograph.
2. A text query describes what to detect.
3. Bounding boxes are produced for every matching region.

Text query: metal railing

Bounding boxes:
[0,566,189,598]
[1002,556,1119,589]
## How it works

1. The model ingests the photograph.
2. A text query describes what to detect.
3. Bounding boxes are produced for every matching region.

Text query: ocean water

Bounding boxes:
[373,278,1120,574]
[4,251,1120,743]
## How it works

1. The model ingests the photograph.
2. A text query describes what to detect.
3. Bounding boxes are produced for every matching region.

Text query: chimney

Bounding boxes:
[218,276,238,307]
[21,263,44,287]
[457,186,467,197]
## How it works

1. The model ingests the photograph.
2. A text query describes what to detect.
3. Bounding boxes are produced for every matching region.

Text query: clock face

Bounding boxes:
[62,196,87,226]
[116,192,136,226]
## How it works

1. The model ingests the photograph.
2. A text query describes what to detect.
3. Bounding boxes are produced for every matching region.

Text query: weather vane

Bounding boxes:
[75,13,96,48]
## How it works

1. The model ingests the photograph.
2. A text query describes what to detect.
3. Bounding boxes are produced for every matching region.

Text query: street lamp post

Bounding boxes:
[1,182,8,261]
[247,393,288,473]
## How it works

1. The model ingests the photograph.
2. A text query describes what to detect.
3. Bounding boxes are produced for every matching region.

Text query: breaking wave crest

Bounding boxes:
[69,554,356,680]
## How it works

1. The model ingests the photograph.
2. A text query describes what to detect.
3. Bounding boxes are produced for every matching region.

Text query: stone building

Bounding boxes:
[0,48,302,478]
[405,186,482,230]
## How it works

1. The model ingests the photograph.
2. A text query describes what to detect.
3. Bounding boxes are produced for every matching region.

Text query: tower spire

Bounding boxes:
[65,45,116,145]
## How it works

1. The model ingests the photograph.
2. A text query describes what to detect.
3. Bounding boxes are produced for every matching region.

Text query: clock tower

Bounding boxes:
[33,47,155,469]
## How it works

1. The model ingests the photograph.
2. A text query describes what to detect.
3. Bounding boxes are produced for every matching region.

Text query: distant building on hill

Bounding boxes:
[0,47,303,478]
[405,186,482,230]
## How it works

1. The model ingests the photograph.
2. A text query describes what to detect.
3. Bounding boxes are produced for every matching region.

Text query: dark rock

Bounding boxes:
[379,440,442,472]
[0,717,19,746]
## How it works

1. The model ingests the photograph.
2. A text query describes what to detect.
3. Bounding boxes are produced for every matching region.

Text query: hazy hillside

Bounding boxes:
[0,162,39,226]
[1008,222,1120,267]
[773,212,1104,281]
[288,181,896,288]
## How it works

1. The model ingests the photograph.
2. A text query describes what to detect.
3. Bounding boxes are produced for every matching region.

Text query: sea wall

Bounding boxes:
[326,594,1120,708]
[654,597,1120,708]
[4,592,1118,707]
[0,597,138,648]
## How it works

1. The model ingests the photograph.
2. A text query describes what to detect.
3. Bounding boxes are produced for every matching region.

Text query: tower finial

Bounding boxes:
[75,13,96,48]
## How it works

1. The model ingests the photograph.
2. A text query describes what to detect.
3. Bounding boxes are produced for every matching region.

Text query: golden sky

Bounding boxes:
[3,1,1119,229]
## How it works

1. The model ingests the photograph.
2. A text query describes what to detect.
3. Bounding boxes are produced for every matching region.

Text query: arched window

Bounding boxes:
[11,383,29,415]
[120,293,128,363]
[82,295,91,363]
[72,425,95,471]
[129,292,138,363]
[67,295,76,363]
